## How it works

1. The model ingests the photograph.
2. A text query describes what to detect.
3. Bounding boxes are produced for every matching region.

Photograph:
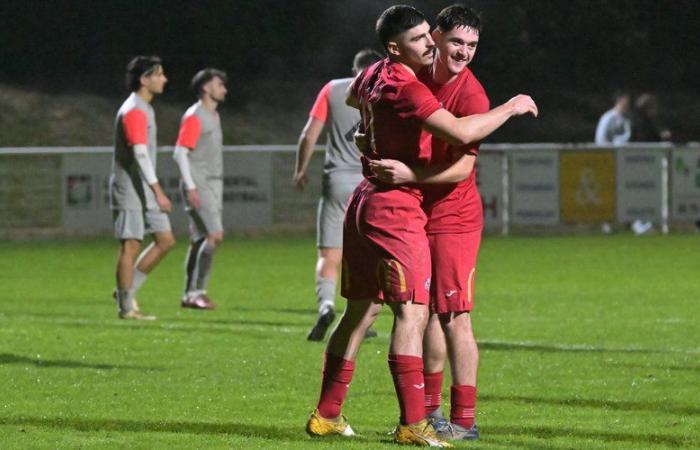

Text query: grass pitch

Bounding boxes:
[0,234,698,449]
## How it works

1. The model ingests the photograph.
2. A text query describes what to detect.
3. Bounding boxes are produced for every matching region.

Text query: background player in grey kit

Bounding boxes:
[173,68,228,309]
[110,56,175,320]
[293,49,382,341]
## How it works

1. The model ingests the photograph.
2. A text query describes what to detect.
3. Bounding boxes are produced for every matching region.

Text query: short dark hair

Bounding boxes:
[191,68,228,97]
[352,49,383,73]
[376,5,427,50]
[125,55,162,92]
[435,4,482,34]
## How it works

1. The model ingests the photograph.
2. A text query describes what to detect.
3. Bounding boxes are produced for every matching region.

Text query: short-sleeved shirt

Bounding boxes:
[176,102,224,209]
[309,78,363,178]
[110,92,158,210]
[418,67,491,234]
[351,58,442,196]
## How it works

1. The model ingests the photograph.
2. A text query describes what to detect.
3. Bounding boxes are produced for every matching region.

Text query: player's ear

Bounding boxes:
[431,29,442,43]
[386,41,400,57]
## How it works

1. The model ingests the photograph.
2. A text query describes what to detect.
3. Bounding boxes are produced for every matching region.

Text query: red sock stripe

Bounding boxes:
[423,371,444,414]
[317,352,355,419]
[388,354,425,425]
[450,385,477,428]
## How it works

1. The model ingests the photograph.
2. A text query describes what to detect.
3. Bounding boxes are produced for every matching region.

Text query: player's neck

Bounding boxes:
[135,89,154,104]
[199,97,219,113]
[432,59,459,86]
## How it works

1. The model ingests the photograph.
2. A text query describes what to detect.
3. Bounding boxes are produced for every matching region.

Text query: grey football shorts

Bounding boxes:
[188,208,224,241]
[113,209,172,241]
[317,175,362,248]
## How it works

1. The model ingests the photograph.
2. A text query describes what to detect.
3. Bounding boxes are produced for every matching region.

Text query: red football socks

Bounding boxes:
[316,352,355,419]
[423,371,444,415]
[388,354,425,425]
[451,385,477,429]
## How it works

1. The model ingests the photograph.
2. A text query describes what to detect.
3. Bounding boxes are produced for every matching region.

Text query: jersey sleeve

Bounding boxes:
[394,81,442,121]
[309,82,332,122]
[121,109,148,146]
[175,114,202,150]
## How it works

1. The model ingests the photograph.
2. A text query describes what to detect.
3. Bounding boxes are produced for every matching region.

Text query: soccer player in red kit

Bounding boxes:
[370,5,513,442]
[306,5,537,447]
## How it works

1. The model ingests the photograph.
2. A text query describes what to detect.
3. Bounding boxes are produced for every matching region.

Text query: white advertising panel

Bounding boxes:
[670,147,700,221]
[616,149,663,222]
[509,151,559,225]
[475,152,504,230]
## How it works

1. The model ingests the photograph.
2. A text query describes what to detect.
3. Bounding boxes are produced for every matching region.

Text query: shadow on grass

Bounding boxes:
[0,353,161,371]
[0,416,311,442]
[479,341,672,355]
[483,394,700,416]
[609,362,700,373]
[487,424,696,448]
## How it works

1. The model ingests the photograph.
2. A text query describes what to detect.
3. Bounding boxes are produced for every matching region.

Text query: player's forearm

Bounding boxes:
[295,117,323,174]
[133,144,159,186]
[413,155,475,184]
[452,102,516,145]
[295,137,316,174]
[173,145,196,190]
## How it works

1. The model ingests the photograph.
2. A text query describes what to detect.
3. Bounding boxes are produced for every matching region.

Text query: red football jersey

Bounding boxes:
[419,67,490,233]
[351,58,442,192]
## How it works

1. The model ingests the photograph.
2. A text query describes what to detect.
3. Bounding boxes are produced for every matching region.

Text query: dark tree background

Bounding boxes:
[1,0,698,143]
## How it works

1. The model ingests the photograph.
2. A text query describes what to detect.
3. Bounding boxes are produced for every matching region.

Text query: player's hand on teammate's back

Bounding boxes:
[187,188,201,209]
[293,171,308,190]
[354,130,369,153]
[507,94,538,118]
[370,159,416,185]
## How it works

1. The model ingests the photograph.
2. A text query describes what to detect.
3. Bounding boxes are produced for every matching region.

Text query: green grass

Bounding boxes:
[0,234,698,449]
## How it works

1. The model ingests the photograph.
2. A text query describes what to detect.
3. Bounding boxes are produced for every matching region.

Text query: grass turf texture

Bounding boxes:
[0,234,698,449]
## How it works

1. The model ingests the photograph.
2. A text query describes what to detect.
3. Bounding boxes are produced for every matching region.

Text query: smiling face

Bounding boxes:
[386,21,435,72]
[433,25,479,77]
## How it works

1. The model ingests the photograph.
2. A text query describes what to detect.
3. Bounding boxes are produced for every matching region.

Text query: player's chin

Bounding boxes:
[449,59,467,73]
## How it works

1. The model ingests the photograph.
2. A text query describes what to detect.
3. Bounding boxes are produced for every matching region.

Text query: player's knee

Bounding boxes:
[121,240,141,258]
[208,233,223,247]
[158,234,176,251]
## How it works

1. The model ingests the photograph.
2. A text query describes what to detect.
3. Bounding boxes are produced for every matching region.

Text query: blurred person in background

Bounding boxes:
[173,68,228,310]
[293,49,382,341]
[631,93,672,142]
[595,90,631,146]
[110,56,175,320]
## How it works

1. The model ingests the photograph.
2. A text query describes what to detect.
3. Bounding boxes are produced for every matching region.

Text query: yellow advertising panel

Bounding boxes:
[560,151,615,222]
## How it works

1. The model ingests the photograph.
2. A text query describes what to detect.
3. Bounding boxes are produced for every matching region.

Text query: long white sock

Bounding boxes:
[132,268,148,291]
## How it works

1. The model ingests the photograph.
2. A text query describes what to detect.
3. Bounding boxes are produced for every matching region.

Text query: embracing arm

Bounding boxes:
[423,95,538,146]
[370,152,475,185]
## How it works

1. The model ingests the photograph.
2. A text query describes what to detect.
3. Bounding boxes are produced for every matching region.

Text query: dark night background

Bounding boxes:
[0,0,698,144]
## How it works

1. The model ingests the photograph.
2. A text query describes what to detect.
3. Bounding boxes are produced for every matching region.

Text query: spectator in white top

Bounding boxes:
[595,90,631,145]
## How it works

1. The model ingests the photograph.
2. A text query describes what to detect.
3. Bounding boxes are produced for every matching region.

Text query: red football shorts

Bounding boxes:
[341,180,431,304]
[428,228,482,314]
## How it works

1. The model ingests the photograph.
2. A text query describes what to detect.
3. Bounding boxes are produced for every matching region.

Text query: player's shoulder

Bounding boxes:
[460,67,485,92]
[329,77,354,89]
[183,102,203,120]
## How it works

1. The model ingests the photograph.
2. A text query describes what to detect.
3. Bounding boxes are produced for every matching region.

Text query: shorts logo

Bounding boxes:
[445,290,457,298]
[424,277,431,292]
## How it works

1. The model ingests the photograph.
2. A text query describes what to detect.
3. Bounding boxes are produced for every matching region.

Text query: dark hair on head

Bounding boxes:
[435,4,482,33]
[191,68,227,97]
[352,49,383,73]
[125,55,162,91]
[376,5,427,50]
